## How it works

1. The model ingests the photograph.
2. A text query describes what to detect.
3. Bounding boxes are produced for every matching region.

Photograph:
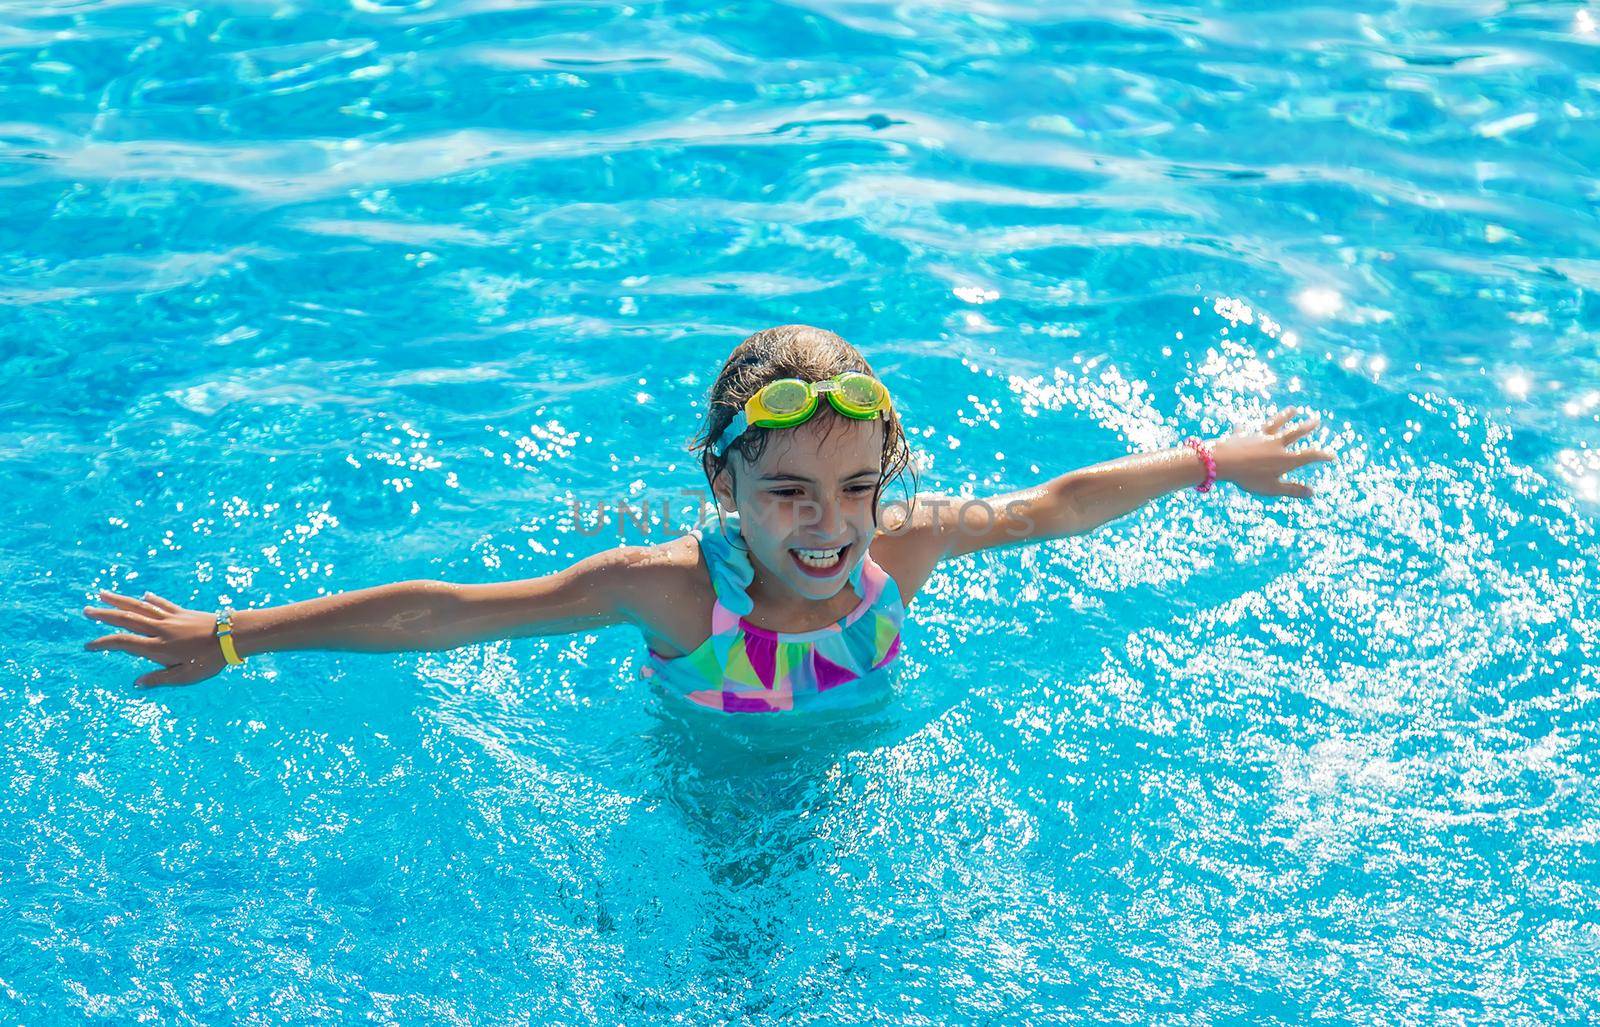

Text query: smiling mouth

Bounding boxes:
[790,542,852,577]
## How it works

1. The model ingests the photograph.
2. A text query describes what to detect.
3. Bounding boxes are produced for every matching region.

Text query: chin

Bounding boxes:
[795,576,844,596]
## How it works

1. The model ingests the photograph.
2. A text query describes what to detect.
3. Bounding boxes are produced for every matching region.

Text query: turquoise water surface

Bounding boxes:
[7,1,1599,1022]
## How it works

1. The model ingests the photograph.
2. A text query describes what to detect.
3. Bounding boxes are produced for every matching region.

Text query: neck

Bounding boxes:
[744,550,851,617]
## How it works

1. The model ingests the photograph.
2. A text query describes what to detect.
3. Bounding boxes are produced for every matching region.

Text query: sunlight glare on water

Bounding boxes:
[4,0,1598,1022]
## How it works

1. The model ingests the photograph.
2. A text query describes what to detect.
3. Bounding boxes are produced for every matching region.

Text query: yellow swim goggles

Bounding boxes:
[711,371,893,457]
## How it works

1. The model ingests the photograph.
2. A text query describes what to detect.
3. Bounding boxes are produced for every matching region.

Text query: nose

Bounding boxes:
[811,496,846,540]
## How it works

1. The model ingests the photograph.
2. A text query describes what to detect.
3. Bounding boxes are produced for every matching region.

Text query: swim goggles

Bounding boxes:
[711,371,893,458]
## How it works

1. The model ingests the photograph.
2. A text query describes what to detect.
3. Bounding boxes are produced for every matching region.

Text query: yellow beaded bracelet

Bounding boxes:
[215,608,245,666]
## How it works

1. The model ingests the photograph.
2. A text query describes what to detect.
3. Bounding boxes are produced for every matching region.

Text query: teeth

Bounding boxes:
[792,545,845,568]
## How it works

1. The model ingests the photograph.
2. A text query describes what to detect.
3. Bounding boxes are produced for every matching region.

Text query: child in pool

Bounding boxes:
[82,324,1334,711]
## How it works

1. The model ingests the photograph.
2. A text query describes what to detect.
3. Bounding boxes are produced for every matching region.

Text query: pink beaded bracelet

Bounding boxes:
[1183,436,1216,493]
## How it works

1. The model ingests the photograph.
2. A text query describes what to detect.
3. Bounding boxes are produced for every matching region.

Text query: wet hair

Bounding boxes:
[689,324,917,525]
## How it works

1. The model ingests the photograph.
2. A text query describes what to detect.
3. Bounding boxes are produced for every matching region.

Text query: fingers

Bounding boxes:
[85,632,141,653]
[82,590,214,689]
[135,661,202,688]
[82,606,161,635]
[1290,446,1336,467]
[141,592,183,613]
[136,659,216,684]
[1258,477,1316,499]
[95,589,162,618]
[1278,410,1322,443]
[1278,481,1315,500]
[84,633,166,661]
[1263,407,1297,433]
[82,607,156,632]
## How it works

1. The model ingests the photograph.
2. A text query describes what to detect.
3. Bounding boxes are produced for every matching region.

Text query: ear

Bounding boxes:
[710,462,738,512]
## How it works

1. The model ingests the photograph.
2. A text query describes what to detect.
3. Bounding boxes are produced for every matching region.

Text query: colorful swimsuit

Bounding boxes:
[640,509,906,713]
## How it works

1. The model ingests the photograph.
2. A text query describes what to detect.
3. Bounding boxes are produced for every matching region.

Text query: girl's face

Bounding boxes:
[714,414,886,603]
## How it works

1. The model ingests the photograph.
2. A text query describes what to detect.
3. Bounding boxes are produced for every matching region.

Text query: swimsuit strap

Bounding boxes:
[690,506,755,617]
[692,506,868,618]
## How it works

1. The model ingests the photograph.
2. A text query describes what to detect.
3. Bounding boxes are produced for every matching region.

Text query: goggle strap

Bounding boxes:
[711,410,748,458]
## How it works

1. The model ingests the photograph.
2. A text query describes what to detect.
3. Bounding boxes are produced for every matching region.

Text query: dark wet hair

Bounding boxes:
[688,324,917,524]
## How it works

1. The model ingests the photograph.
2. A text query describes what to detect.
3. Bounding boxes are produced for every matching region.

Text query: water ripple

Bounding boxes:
[6,0,1599,1022]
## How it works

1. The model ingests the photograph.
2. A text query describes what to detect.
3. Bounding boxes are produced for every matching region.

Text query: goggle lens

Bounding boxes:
[833,373,884,413]
[761,379,814,417]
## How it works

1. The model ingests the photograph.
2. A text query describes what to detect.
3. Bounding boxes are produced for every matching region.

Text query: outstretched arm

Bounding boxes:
[82,545,662,689]
[874,407,1333,597]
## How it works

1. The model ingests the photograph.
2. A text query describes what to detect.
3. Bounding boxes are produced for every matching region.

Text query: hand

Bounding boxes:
[82,590,227,688]
[1209,406,1335,499]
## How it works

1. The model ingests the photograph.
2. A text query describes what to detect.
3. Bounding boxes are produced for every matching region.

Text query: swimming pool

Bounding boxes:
[7,0,1598,1021]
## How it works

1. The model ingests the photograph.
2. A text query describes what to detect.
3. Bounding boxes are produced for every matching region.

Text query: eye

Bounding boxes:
[847,484,875,495]
[769,488,803,498]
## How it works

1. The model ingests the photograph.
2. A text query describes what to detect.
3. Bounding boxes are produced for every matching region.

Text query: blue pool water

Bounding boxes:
[6,0,1599,1021]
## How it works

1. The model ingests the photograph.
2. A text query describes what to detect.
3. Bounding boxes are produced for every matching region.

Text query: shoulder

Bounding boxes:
[866,494,960,607]
[596,532,711,618]
[599,533,716,657]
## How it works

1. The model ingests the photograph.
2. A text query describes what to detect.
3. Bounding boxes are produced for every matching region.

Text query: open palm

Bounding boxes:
[82,590,224,688]
[1212,407,1335,499]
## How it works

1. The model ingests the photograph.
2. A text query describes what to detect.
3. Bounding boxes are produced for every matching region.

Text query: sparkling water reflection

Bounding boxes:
[5,0,1598,1022]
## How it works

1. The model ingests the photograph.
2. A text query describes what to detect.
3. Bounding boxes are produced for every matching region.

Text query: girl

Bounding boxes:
[82,324,1333,712]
